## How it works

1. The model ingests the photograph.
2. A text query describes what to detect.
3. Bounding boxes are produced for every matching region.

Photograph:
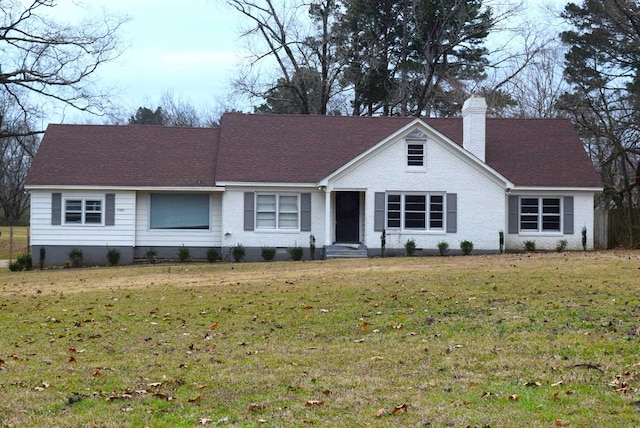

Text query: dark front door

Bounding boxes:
[335,191,360,243]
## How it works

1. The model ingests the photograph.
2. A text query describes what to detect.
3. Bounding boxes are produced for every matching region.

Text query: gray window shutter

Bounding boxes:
[446,193,457,233]
[105,193,116,226]
[374,192,385,231]
[563,196,574,234]
[51,193,62,225]
[508,195,519,234]
[244,192,254,231]
[301,193,311,231]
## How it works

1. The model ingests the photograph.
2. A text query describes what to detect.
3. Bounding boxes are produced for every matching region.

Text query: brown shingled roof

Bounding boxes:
[26,124,220,188]
[484,118,602,188]
[216,113,417,183]
[26,115,602,190]
[215,113,602,188]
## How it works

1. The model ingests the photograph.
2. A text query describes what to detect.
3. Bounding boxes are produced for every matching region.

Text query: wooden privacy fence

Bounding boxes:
[595,208,640,249]
[594,209,608,250]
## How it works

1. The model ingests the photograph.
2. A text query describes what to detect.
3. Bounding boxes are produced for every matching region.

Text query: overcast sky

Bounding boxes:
[45,0,245,123]
[44,0,570,124]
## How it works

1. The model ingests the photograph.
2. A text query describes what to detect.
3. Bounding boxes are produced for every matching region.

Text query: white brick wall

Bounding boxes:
[504,192,595,251]
[330,129,507,251]
[220,187,324,249]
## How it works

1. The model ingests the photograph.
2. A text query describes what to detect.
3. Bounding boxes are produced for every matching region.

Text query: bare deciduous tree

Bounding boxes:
[0,0,126,140]
[0,91,37,224]
[228,0,344,115]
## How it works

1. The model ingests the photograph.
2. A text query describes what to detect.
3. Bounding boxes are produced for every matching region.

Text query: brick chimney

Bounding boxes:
[462,96,487,162]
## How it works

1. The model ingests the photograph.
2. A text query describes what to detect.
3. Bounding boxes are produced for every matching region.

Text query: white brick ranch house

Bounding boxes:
[25,97,603,265]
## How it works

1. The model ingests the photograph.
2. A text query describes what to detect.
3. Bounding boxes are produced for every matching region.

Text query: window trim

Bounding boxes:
[386,192,446,231]
[255,193,300,231]
[518,196,562,233]
[63,198,104,226]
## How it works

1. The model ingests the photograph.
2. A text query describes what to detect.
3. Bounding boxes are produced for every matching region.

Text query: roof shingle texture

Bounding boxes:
[26,114,603,189]
[26,124,220,187]
[216,114,602,188]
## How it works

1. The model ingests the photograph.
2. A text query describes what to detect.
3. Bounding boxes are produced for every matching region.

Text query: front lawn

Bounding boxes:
[0,252,638,427]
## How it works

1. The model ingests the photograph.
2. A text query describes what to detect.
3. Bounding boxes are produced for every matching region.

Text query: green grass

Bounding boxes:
[0,226,28,259]
[0,252,639,427]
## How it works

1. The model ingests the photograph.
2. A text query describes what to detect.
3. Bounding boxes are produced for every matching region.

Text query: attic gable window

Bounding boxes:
[64,199,103,225]
[407,143,425,167]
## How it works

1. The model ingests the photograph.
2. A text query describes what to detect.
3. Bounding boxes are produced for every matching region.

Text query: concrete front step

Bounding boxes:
[324,245,368,259]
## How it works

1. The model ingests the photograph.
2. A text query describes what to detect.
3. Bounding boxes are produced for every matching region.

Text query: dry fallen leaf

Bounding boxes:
[552,391,560,401]
[508,394,519,401]
[305,400,324,407]
[555,420,564,426]
[391,403,408,415]
[209,322,219,330]
[153,392,172,400]
[551,380,564,387]
[188,395,202,403]
[361,322,369,332]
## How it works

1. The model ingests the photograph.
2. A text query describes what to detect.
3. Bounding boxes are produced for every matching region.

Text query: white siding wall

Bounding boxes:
[30,190,136,246]
[135,192,222,247]
[330,135,506,251]
[505,192,596,251]
[220,188,324,249]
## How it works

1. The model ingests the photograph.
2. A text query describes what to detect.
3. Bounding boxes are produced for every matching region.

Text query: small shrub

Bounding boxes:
[309,235,316,260]
[16,253,32,270]
[145,249,157,264]
[232,244,245,262]
[288,245,303,261]
[556,239,568,252]
[381,229,386,257]
[206,248,220,263]
[178,246,190,263]
[8,261,21,272]
[68,248,83,268]
[499,230,504,254]
[39,247,46,270]
[460,240,473,255]
[262,247,276,262]
[582,226,587,251]
[405,238,417,256]
[437,241,449,256]
[107,249,121,266]
[523,240,536,252]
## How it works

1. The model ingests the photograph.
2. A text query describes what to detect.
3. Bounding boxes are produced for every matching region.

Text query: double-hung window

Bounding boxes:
[65,199,103,225]
[256,193,299,230]
[386,193,444,231]
[520,197,561,232]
